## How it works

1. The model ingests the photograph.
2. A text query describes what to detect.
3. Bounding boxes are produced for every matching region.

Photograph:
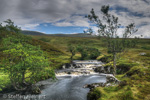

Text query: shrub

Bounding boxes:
[87,88,101,100]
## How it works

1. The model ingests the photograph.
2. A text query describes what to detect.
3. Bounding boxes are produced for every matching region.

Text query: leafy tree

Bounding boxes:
[0,19,55,93]
[86,5,138,75]
[68,44,76,61]
[2,37,54,92]
[77,45,88,60]
[89,48,101,59]
[77,46,100,60]
[0,19,21,33]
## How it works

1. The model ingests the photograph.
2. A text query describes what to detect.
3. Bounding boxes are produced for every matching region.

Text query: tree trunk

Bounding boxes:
[113,52,117,75]
[22,71,25,83]
[70,53,73,63]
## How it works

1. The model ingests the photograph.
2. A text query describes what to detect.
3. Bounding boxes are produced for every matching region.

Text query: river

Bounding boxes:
[0,60,106,100]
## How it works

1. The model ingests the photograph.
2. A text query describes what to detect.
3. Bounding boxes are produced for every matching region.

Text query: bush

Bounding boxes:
[87,88,101,100]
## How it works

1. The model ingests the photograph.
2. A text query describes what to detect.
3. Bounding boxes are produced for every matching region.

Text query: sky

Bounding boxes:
[0,0,150,38]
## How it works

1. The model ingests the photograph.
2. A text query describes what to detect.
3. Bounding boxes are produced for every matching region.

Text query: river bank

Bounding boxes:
[0,60,119,100]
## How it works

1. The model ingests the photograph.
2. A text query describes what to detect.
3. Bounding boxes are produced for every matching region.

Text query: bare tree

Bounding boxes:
[86,5,138,75]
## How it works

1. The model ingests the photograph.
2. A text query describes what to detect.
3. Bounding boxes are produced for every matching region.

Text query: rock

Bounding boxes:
[94,66,114,74]
[106,74,120,84]
[84,74,120,92]
[83,83,106,90]
[31,85,41,94]
[62,65,66,69]
[105,83,112,87]
[139,52,146,56]
[67,72,71,74]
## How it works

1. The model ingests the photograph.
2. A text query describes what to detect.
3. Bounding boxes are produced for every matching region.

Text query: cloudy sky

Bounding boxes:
[0,0,150,38]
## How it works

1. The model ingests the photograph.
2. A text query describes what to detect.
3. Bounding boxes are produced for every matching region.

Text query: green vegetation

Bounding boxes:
[77,46,101,60]
[0,20,67,92]
[25,32,150,99]
[0,18,150,99]
[87,88,102,100]
[2,37,55,91]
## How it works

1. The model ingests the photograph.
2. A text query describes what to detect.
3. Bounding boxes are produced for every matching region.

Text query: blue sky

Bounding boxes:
[0,0,150,38]
[32,23,88,34]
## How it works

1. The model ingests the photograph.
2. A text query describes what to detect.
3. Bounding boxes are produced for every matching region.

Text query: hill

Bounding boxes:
[48,33,96,37]
[21,30,46,35]
[22,30,96,37]
[0,31,68,68]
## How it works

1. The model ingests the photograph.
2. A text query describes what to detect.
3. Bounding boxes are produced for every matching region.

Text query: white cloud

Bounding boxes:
[54,22,73,27]
[0,0,150,37]
[20,24,39,30]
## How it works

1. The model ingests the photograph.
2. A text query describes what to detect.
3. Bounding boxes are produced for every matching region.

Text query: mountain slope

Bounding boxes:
[21,30,46,35]
[22,30,96,37]
[0,31,65,59]
[48,33,96,37]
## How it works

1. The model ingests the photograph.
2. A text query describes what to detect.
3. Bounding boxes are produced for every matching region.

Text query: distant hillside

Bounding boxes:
[0,31,64,58]
[21,30,46,35]
[21,30,96,37]
[48,33,96,37]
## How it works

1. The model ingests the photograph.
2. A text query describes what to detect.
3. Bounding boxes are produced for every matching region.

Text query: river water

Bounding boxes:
[0,60,106,100]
